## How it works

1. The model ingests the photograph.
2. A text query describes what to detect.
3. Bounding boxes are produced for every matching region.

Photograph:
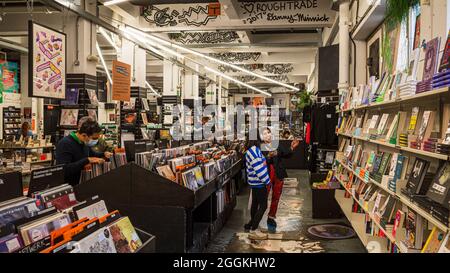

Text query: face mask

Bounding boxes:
[87,139,98,147]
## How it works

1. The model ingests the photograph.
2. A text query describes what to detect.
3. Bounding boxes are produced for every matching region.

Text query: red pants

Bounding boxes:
[268,164,284,218]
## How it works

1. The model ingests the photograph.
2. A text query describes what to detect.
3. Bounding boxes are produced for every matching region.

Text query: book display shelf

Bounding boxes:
[334,23,450,252]
[2,106,21,141]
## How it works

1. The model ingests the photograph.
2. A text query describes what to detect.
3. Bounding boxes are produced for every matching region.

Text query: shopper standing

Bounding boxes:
[261,128,300,231]
[244,140,271,240]
[56,119,106,186]
[19,122,33,139]
[77,117,113,158]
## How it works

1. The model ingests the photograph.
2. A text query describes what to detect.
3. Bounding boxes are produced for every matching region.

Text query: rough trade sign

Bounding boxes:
[238,0,335,26]
[140,0,335,31]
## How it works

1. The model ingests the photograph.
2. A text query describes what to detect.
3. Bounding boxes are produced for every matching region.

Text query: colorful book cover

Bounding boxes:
[60,109,79,126]
[86,89,99,106]
[426,162,450,206]
[109,217,143,253]
[0,234,22,253]
[423,37,441,81]
[72,226,117,253]
[439,30,450,72]
[421,227,446,253]
[61,88,79,106]
[408,107,420,133]
[193,167,205,186]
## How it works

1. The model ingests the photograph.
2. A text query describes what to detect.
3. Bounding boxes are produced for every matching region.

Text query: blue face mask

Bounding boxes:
[87,139,98,147]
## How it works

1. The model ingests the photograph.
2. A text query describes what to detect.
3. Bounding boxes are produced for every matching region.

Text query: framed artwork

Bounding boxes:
[0,61,19,93]
[28,21,66,99]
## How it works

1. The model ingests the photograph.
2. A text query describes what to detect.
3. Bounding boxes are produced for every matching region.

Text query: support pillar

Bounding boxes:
[338,0,350,93]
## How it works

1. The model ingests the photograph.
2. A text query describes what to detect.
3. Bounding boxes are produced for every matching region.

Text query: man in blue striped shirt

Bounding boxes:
[244,140,271,240]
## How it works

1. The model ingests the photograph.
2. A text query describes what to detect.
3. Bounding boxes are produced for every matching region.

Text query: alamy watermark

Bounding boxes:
[170,99,279,150]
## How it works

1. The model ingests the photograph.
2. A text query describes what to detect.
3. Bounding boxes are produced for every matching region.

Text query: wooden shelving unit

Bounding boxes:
[337,87,449,113]
[337,133,450,161]
[335,159,450,232]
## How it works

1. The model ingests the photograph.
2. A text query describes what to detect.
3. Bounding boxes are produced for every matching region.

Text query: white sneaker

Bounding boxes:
[248,229,268,240]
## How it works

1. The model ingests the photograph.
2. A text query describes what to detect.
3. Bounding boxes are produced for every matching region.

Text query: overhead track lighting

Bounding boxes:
[98,27,120,52]
[104,0,129,6]
[204,67,272,97]
[96,42,113,84]
[145,81,162,97]
[125,26,299,91]
[123,29,185,60]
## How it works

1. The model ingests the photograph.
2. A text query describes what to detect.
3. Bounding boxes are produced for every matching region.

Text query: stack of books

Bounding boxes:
[399,134,408,147]
[398,81,417,97]
[432,71,450,89]
[416,79,433,93]
[423,138,438,153]
[437,143,450,155]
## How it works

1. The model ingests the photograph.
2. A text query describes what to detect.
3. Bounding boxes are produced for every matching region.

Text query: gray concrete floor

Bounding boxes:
[205,170,367,253]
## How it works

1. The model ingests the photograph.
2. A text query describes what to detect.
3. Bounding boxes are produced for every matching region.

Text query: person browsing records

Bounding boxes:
[244,139,271,240]
[56,118,108,186]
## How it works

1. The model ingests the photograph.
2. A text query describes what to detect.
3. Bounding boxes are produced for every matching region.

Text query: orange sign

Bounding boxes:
[112,60,131,101]
[208,3,221,16]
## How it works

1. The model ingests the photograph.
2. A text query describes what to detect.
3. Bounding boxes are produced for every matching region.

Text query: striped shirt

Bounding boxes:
[245,145,270,188]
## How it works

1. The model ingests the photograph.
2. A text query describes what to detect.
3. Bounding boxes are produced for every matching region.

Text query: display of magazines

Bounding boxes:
[0,187,145,253]
[135,141,241,191]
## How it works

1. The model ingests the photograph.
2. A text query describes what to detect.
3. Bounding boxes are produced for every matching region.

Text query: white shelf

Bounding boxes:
[335,160,450,232]
[337,133,449,161]
[400,146,449,161]
[398,194,449,233]
[335,178,399,249]
[338,87,449,113]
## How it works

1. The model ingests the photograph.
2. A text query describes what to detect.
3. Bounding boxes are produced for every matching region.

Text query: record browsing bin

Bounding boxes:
[75,160,243,253]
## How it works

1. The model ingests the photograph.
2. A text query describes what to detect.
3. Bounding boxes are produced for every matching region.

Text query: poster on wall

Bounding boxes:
[112,60,131,101]
[0,61,20,93]
[28,21,66,99]
[252,97,264,107]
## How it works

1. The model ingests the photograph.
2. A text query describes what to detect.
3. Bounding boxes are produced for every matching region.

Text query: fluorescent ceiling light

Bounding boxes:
[124,28,184,59]
[96,42,113,84]
[104,0,129,6]
[98,27,119,52]
[125,26,298,91]
[205,67,272,97]
[145,81,162,97]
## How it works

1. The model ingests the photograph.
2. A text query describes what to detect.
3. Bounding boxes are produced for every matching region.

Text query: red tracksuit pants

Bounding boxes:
[268,164,284,218]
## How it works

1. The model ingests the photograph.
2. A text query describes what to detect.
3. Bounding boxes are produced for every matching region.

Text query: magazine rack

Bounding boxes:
[75,159,243,252]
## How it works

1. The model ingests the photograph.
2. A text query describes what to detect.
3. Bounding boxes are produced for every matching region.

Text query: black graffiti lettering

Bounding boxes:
[257,3,268,12]
[266,12,329,23]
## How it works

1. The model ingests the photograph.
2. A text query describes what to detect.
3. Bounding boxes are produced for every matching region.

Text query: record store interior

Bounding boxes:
[0,0,450,254]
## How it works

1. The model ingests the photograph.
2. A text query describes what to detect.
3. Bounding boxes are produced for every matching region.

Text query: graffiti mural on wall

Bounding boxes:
[169,31,240,44]
[140,1,335,30]
[236,75,290,83]
[209,52,261,63]
[218,64,294,75]
[142,5,218,27]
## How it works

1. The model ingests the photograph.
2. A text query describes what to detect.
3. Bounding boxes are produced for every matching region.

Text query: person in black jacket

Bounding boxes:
[261,128,300,230]
[55,119,107,186]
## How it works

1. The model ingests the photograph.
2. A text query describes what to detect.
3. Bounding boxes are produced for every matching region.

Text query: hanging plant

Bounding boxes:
[385,0,420,27]
[294,91,312,111]
[381,0,419,73]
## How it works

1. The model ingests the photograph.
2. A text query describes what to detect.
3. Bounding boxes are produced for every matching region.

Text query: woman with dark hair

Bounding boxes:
[261,127,300,232]
[19,122,33,139]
